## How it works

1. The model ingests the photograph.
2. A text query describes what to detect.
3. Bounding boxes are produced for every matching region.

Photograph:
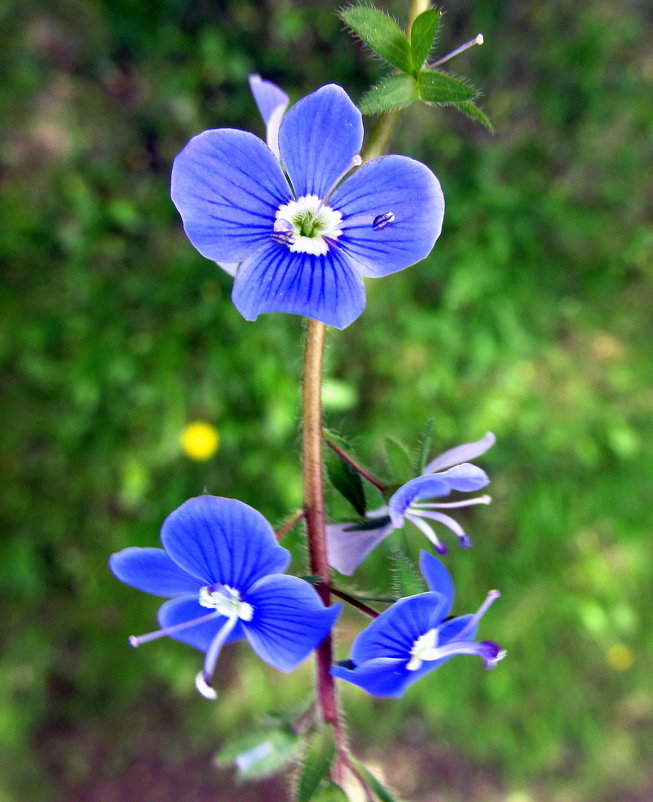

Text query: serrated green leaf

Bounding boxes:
[217,728,301,780]
[417,69,477,103]
[296,729,336,802]
[410,8,441,69]
[354,761,399,802]
[359,73,418,115]
[340,6,412,72]
[326,448,367,516]
[384,437,414,484]
[451,100,494,132]
[391,551,428,598]
[312,783,349,802]
[414,418,435,475]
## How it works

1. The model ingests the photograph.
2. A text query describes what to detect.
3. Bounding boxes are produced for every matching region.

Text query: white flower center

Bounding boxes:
[199,584,253,621]
[406,627,440,671]
[274,195,343,256]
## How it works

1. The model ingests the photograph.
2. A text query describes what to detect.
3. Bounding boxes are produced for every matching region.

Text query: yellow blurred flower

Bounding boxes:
[605,643,634,672]
[181,421,220,461]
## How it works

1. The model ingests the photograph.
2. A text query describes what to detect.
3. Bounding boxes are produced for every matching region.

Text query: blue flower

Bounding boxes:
[171,81,444,329]
[331,552,505,698]
[327,432,495,575]
[109,496,341,698]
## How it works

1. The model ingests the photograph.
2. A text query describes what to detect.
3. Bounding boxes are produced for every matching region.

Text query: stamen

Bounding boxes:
[195,671,218,699]
[129,610,219,648]
[412,495,492,509]
[456,589,501,641]
[199,611,240,698]
[271,230,295,246]
[408,509,472,547]
[432,33,484,67]
[320,154,363,206]
[405,513,448,554]
[372,212,395,231]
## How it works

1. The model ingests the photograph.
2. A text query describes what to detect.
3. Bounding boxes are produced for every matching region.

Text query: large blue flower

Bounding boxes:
[331,552,505,698]
[171,81,444,329]
[327,432,495,575]
[110,496,341,698]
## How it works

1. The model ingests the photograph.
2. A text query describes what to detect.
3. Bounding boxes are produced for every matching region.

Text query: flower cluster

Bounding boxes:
[171,79,444,329]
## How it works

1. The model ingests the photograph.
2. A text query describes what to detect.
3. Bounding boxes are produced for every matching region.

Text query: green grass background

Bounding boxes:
[1,0,652,799]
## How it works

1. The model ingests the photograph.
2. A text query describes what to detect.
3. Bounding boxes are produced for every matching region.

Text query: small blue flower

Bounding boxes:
[110,496,341,698]
[331,552,505,698]
[327,432,495,575]
[171,81,444,329]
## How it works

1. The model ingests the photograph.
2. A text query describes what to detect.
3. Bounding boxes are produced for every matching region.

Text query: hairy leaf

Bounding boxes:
[384,436,414,484]
[354,761,400,802]
[414,418,435,475]
[451,99,495,132]
[296,728,336,802]
[326,447,367,516]
[391,551,428,598]
[217,728,301,780]
[417,69,477,103]
[410,8,442,69]
[359,73,418,115]
[340,6,412,72]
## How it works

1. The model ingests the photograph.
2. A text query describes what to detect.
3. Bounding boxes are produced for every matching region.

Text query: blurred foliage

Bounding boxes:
[1,0,652,800]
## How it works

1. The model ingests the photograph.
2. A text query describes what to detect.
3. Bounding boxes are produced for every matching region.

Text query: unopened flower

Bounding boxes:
[110,496,341,698]
[327,432,495,575]
[171,82,444,329]
[331,551,505,698]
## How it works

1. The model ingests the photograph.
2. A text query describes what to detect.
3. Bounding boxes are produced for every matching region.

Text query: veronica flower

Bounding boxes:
[109,496,341,699]
[171,81,444,329]
[331,551,505,698]
[327,432,495,575]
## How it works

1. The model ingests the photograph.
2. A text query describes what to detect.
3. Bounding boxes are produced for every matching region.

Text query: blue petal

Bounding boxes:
[438,614,477,644]
[278,84,363,198]
[388,475,451,525]
[349,592,448,664]
[157,596,245,652]
[331,657,410,698]
[434,463,490,492]
[249,74,289,126]
[109,548,202,597]
[171,129,292,262]
[424,432,495,473]
[232,240,366,329]
[326,517,394,575]
[160,496,290,590]
[418,552,454,613]
[243,575,341,672]
[249,75,288,160]
[330,155,444,277]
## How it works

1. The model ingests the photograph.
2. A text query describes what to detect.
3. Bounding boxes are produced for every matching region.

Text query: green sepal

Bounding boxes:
[296,728,336,802]
[384,436,414,485]
[451,99,495,132]
[359,73,418,115]
[339,6,412,72]
[391,551,428,598]
[341,515,391,533]
[216,727,302,780]
[353,760,400,802]
[417,69,478,103]
[325,439,367,517]
[414,418,435,475]
[410,8,442,69]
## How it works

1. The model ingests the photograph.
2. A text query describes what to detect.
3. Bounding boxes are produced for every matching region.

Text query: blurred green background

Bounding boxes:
[2,0,652,799]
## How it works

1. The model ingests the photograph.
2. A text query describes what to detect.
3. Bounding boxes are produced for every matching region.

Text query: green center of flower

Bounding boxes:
[275,195,343,256]
[199,584,253,621]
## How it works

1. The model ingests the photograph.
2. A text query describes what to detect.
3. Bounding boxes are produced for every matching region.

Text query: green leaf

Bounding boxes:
[354,761,399,802]
[296,728,336,802]
[410,8,442,69]
[326,446,367,516]
[417,69,478,103]
[217,728,302,780]
[391,551,428,598]
[312,783,349,802]
[340,6,412,72]
[414,418,434,475]
[342,515,391,533]
[359,73,418,115]
[451,100,495,132]
[384,436,414,484]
